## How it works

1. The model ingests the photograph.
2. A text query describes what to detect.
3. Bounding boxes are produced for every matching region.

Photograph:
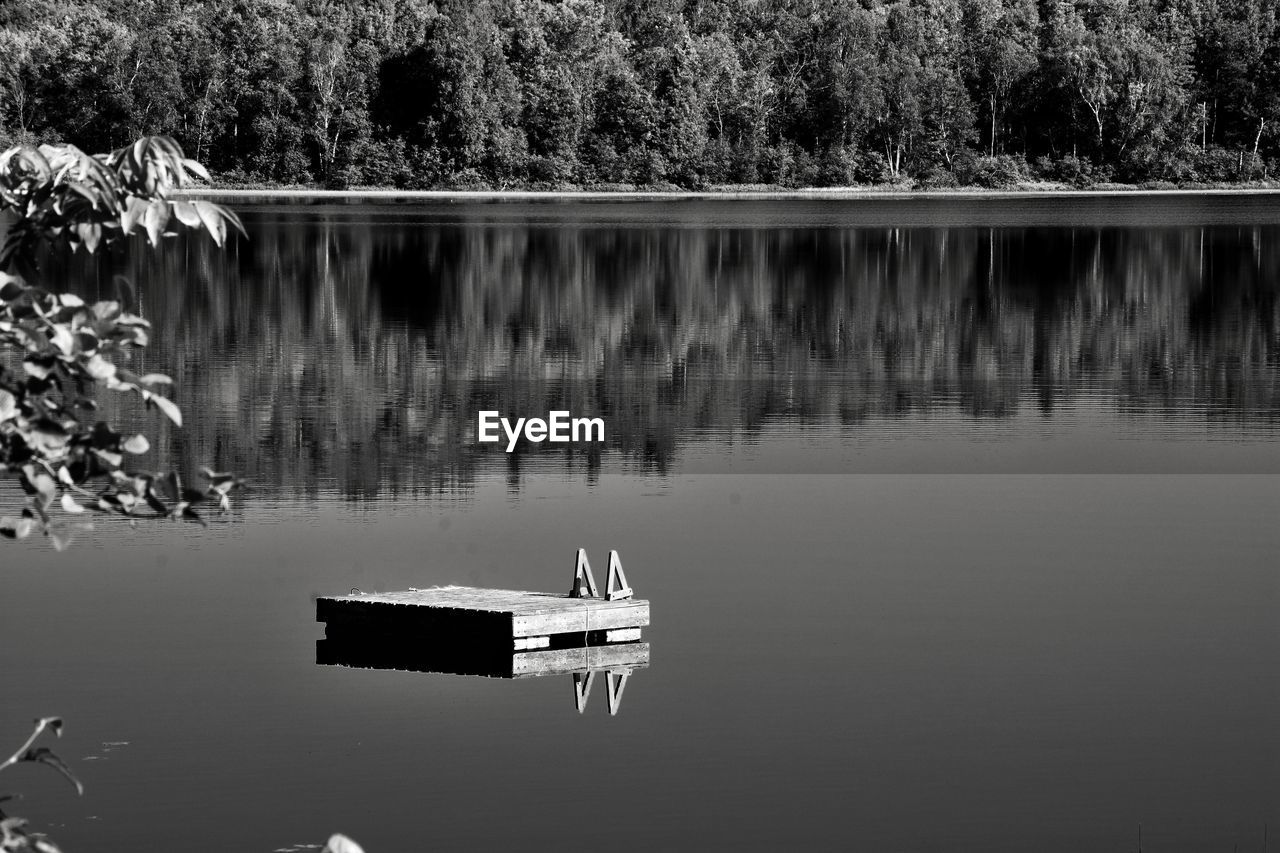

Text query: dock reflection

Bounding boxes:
[316,637,648,715]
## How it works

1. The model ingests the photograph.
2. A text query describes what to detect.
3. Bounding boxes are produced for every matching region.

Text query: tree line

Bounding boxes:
[3,0,1279,188]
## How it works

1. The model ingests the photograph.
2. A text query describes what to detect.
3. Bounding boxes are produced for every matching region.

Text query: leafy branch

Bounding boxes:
[0,137,243,273]
[0,716,362,852]
[0,717,83,853]
[0,136,247,547]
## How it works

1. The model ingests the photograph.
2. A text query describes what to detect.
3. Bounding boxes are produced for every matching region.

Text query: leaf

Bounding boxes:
[0,517,37,539]
[137,373,172,386]
[60,493,85,514]
[50,325,74,357]
[85,354,117,381]
[31,420,71,456]
[159,471,181,503]
[143,199,168,245]
[145,489,168,516]
[193,201,228,247]
[114,312,150,328]
[65,178,99,207]
[75,222,102,254]
[92,300,121,321]
[22,355,55,380]
[111,274,136,303]
[0,389,15,422]
[77,329,100,353]
[36,717,64,737]
[30,472,58,511]
[172,201,202,228]
[121,196,148,234]
[0,277,25,302]
[20,748,83,796]
[323,835,365,853]
[147,393,182,427]
[182,158,211,182]
[122,434,149,454]
[92,448,123,469]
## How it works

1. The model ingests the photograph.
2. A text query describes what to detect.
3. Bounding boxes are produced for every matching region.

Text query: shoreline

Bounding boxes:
[177,185,1280,203]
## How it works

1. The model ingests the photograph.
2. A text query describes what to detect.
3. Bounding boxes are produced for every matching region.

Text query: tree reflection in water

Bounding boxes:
[43,207,1279,498]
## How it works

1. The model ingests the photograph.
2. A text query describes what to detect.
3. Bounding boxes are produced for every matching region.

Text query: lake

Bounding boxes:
[3,196,1277,852]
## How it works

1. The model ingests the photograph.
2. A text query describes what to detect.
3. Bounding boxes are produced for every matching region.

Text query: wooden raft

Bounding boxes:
[316,551,647,712]
[318,586,648,647]
[316,549,648,651]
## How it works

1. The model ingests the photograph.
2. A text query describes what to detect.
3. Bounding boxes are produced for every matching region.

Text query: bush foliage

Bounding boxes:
[0,136,244,547]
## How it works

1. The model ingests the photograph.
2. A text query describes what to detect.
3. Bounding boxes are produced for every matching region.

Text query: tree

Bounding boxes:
[962,0,1038,154]
[1195,0,1280,159]
[860,0,977,179]
[1047,0,1193,165]
[505,0,616,182]
[220,0,312,181]
[303,2,378,184]
[372,1,522,182]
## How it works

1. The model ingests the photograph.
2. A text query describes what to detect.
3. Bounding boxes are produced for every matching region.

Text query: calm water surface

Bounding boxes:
[3,198,1277,852]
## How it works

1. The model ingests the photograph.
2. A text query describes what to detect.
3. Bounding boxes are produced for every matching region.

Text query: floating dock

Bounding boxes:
[316,585,649,649]
[315,550,649,713]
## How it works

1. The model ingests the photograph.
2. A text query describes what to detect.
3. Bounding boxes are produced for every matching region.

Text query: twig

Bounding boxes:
[0,717,58,774]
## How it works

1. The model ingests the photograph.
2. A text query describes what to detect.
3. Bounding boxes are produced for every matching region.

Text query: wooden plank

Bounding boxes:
[510,599,648,637]
[512,643,650,678]
[605,551,633,601]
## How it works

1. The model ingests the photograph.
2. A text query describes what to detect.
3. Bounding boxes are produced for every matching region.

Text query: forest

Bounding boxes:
[2,0,1279,188]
